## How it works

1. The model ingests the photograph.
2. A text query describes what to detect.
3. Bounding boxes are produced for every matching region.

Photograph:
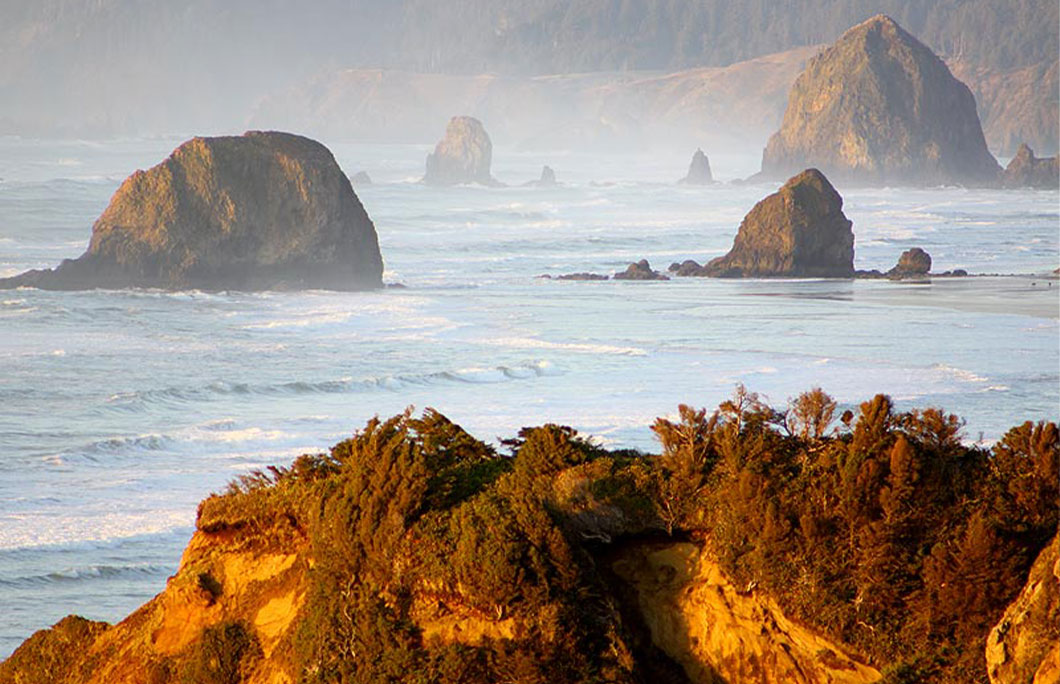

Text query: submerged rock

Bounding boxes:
[702,169,854,277]
[761,15,1001,186]
[613,259,669,281]
[1001,144,1060,189]
[424,116,496,186]
[679,148,713,184]
[888,247,932,278]
[556,272,609,281]
[0,131,384,291]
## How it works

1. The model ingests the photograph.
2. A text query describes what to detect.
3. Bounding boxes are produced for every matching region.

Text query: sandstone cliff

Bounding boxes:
[761,15,1001,186]
[702,168,854,277]
[986,536,1059,684]
[0,132,384,292]
[424,116,496,186]
[612,542,881,684]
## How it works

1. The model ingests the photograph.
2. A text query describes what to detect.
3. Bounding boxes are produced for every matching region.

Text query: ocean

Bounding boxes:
[0,136,1057,657]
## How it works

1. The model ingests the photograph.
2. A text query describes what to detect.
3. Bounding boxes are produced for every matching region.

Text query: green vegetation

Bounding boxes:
[184,389,1056,683]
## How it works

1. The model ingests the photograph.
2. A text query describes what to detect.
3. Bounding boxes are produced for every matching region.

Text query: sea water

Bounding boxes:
[0,137,1057,657]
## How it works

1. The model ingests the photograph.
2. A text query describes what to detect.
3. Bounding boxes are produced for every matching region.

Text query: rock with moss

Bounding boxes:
[424,116,497,186]
[679,148,713,184]
[0,131,384,292]
[761,15,1001,186]
[702,168,854,277]
[1001,144,1060,189]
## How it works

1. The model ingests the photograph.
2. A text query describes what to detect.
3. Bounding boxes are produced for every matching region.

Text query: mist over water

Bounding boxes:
[0,138,1058,656]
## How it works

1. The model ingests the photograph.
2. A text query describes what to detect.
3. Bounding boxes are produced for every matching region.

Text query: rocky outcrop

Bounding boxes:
[0,519,310,683]
[613,260,669,281]
[761,15,1001,186]
[612,542,881,684]
[701,169,854,277]
[986,536,1059,684]
[888,247,931,277]
[679,149,713,184]
[524,165,558,187]
[0,132,384,292]
[1002,144,1060,189]
[424,116,496,186]
[349,170,372,185]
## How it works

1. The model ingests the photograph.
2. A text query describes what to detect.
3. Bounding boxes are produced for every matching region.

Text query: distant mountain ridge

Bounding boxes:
[0,0,1056,153]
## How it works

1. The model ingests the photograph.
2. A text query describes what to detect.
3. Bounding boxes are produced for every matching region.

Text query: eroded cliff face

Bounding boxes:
[761,15,1001,186]
[0,523,310,684]
[986,536,1059,684]
[611,542,882,684]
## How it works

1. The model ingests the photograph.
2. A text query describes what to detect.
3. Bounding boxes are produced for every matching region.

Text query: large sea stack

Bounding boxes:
[424,116,496,186]
[0,132,384,291]
[703,168,854,278]
[761,15,1001,186]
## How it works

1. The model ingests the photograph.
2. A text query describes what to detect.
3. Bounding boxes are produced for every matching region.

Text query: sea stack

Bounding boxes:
[888,248,932,278]
[761,15,1001,186]
[679,149,713,184]
[1001,144,1060,189]
[424,116,496,186]
[703,169,854,277]
[0,131,384,291]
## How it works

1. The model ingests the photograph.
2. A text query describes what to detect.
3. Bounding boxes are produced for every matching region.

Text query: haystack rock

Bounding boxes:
[424,116,496,186]
[703,169,853,278]
[679,148,713,184]
[761,15,1001,186]
[1001,144,1060,189]
[888,248,932,278]
[0,132,384,291]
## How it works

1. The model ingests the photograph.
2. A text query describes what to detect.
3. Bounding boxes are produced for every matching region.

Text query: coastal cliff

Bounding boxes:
[2,398,1055,683]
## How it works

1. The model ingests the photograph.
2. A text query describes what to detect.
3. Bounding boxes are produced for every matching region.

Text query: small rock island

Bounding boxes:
[679,149,714,184]
[699,168,854,278]
[760,15,1001,186]
[423,116,497,186]
[1002,144,1060,189]
[0,131,384,291]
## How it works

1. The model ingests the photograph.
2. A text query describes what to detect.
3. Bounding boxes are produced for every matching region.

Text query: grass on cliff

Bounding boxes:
[185,390,1060,683]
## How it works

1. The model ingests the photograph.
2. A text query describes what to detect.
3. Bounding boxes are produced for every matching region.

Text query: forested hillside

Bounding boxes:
[1,0,1055,139]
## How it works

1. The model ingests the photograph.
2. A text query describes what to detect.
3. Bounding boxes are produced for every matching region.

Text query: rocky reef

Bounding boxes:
[613,260,669,281]
[1,395,1054,684]
[424,116,496,186]
[761,15,1001,186]
[1002,144,1060,189]
[0,132,384,292]
[700,168,853,277]
[679,149,713,184]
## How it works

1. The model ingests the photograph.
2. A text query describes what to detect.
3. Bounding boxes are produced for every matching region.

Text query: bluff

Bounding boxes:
[0,132,384,291]
[761,15,1001,186]
[1,395,1054,684]
[702,168,853,277]
[1001,144,1060,189]
[423,116,496,186]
